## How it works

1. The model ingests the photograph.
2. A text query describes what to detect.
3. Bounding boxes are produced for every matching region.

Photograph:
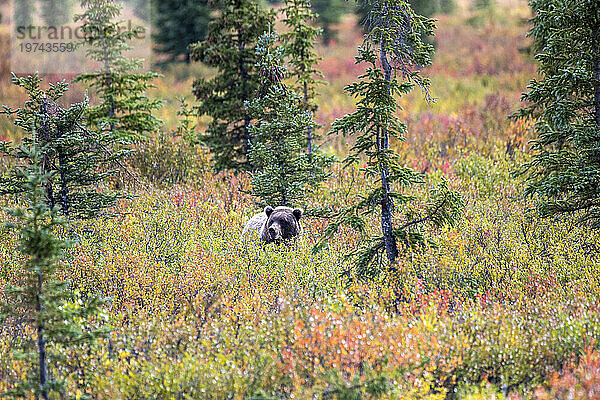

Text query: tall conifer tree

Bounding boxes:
[41,0,75,26]
[0,74,125,220]
[516,0,600,226]
[75,0,162,141]
[310,0,348,44]
[357,0,455,34]
[0,145,105,399]
[318,0,462,280]
[14,0,35,28]
[247,33,331,207]
[281,0,324,154]
[153,0,211,63]
[191,0,275,171]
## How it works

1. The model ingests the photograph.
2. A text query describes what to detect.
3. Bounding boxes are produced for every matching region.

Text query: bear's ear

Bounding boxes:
[264,206,274,217]
[293,208,303,220]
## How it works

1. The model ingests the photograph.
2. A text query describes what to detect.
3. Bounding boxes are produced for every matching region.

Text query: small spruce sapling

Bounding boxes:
[132,98,209,185]
[0,144,106,399]
[316,0,463,283]
[247,32,332,208]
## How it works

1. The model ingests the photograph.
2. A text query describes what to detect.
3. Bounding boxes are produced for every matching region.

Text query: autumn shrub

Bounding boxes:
[400,194,600,302]
[1,143,599,398]
[531,349,600,400]
[53,185,345,316]
[0,290,590,399]
[454,153,513,197]
[130,131,210,185]
[431,11,534,78]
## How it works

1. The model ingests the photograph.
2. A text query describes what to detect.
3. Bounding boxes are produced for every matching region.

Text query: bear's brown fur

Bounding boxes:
[242,206,303,244]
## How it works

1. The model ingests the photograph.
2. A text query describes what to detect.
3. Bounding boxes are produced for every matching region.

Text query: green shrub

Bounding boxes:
[130,131,210,185]
[454,154,512,197]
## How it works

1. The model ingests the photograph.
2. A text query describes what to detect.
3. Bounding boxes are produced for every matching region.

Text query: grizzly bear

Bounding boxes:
[242,206,303,244]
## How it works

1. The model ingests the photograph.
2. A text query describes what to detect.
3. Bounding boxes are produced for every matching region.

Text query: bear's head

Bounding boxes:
[261,206,303,243]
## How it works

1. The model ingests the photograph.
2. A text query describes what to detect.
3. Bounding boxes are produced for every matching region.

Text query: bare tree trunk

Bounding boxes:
[103,41,115,132]
[322,24,331,45]
[304,81,313,154]
[237,28,252,170]
[37,269,48,400]
[593,19,600,169]
[58,150,69,218]
[379,43,398,264]
[240,59,252,166]
[39,98,55,210]
[281,186,288,207]
[594,48,600,128]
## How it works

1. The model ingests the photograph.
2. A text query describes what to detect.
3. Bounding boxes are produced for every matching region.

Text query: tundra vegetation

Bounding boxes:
[0,0,600,398]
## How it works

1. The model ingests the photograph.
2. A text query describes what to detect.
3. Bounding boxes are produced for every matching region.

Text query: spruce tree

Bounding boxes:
[131,0,150,21]
[0,74,125,220]
[247,32,331,208]
[40,0,75,26]
[473,0,494,10]
[74,0,162,141]
[14,0,35,28]
[310,0,348,44]
[410,0,455,16]
[317,0,462,280]
[357,0,455,34]
[0,144,105,399]
[280,0,324,154]
[190,0,274,171]
[516,0,600,226]
[153,0,211,63]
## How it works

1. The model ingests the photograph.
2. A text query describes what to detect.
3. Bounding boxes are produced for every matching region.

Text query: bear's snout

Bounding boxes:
[268,225,281,240]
